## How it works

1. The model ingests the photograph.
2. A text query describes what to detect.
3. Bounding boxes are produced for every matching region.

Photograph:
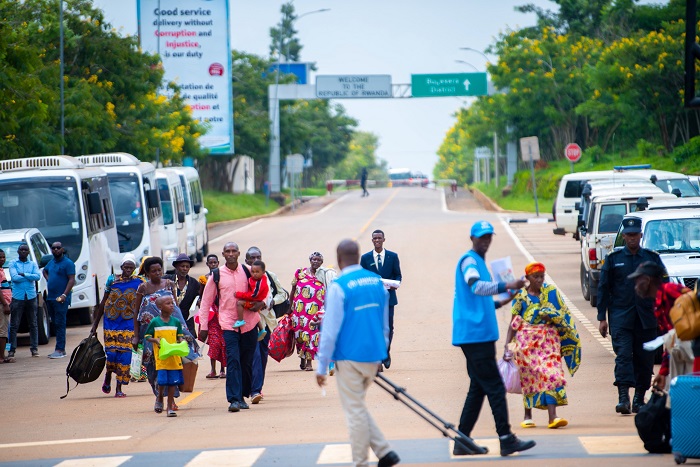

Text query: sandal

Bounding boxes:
[172,402,179,411]
[115,391,126,398]
[219,371,226,378]
[300,358,307,371]
[520,419,536,428]
[305,361,314,371]
[3,357,14,363]
[167,410,177,417]
[205,371,218,379]
[548,418,568,429]
[154,400,164,413]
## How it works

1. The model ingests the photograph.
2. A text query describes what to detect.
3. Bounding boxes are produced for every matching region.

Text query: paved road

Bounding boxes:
[0,188,671,466]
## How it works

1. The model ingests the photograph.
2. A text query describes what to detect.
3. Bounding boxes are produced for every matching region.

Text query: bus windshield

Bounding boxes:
[108,174,145,253]
[157,178,174,225]
[0,178,83,260]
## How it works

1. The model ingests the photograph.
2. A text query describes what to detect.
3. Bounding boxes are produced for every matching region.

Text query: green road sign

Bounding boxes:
[411,73,488,97]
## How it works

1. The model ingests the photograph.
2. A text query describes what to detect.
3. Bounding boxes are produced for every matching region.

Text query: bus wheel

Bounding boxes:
[37,300,50,345]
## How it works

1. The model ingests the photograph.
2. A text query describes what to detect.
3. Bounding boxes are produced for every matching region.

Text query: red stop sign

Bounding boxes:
[565,143,582,163]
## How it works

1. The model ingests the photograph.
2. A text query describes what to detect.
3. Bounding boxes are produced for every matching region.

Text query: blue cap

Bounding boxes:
[621,217,642,234]
[471,220,495,238]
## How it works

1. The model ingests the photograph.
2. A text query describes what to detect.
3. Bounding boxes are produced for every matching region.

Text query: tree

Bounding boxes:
[269,2,302,62]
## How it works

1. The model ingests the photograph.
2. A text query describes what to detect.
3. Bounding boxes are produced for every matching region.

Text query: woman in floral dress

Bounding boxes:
[289,252,336,371]
[504,262,581,429]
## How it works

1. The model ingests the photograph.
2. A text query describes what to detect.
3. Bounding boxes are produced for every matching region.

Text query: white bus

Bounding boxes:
[78,153,163,271]
[155,168,187,270]
[170,166,209,262]
[0,156,119,324]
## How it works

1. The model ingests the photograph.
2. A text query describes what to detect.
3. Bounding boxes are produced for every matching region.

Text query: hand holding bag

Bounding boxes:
[498,357,522,394]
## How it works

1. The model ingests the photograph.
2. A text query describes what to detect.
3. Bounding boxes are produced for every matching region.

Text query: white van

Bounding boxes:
[170,167,209,262]
[554,166,699,237]
[155,169,187,270]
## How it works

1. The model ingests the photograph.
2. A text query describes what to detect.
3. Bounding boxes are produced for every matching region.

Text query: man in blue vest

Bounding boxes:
[452,220,535,457]
[317,239,399,467]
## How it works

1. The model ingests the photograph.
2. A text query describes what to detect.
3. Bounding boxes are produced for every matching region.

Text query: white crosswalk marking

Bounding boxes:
[185,448,265,467]
[317,444,378,464]
[54,456,132,467]
[579,436,646,455]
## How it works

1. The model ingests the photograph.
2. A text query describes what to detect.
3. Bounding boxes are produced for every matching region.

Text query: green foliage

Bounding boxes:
[203,190,279,223]
[333,131,386,180]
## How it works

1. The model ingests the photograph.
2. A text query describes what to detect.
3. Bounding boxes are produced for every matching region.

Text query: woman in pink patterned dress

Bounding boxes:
[503,262,581,430]
[289,252,336,371]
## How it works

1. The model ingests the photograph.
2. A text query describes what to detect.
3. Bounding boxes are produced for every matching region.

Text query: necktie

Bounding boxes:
[377,254,382,270]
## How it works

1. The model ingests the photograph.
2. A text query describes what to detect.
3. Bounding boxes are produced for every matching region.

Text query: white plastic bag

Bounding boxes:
[130,347,143,379]
[498,358,522,394]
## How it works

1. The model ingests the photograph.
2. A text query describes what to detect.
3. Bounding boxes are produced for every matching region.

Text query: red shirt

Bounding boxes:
[235,275,269,303]
[655,283,690,376]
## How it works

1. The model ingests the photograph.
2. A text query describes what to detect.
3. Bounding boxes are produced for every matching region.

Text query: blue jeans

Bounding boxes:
[9,298,38,352]
[223,328,258,403]
[47,299,69,352]
[251,325,271,395]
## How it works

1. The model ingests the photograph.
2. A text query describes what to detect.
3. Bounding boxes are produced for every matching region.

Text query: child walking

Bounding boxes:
[234,260,269,341]
[144,296,184,417]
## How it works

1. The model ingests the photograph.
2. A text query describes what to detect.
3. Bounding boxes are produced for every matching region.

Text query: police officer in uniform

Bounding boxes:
[597,217,666,414]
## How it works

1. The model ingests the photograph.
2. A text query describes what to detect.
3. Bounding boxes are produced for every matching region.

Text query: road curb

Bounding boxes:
[469,186,504,212]
[508,217,555,223]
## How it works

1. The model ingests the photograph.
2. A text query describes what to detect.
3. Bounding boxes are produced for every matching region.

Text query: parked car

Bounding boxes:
[613,208,700,290]
[0,228,52,345]
[578,190,676,307]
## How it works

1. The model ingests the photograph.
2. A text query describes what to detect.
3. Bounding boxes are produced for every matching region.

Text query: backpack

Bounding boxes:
[669,286,700,341]
[60,333,106,399]
[266,271,291,318]
[634,391,672,453]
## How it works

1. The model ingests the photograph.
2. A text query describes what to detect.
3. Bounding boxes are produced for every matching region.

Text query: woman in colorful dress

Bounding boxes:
[504,262,581,429]
[91,254,143,398]
[133,256,194,412]
[197,254,226,379]
[289,252,337,371]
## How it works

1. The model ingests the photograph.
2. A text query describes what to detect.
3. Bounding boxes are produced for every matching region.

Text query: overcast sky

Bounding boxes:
[94,0,557,177]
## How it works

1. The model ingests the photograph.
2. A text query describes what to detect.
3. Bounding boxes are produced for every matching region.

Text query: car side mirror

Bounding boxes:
[575,202,581,211]
[193,203,201,214]
[178,212,185,224]
[146,189,160,209]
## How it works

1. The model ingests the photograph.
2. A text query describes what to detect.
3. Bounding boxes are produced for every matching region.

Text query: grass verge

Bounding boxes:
[203,190,281,223]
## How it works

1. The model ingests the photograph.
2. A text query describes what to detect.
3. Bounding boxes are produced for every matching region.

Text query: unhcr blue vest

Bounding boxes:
[452,250,499,345]
[333,268,388,363]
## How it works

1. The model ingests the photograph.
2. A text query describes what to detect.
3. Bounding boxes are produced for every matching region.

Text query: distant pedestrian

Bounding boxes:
[0,249,13,363]
[44,241,75,360]
[198,254,227,379]
[360,168,369,197]
[597,217,666,414]
[452,220,535,457]
[7,243,41,360]
[360,230,401,369]
[316,239,399,467]
[91,253,143,397]
[198,242,266,412]
[246,247,284,405]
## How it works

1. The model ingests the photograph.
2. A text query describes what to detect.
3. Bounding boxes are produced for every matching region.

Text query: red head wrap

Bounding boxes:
[524,262,545,276]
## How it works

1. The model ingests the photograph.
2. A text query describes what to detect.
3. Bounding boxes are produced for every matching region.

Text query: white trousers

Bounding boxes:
[336,360,391,467]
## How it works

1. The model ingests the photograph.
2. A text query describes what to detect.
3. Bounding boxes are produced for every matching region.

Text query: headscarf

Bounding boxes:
[524,262,545,276]
[309,251,323,260]
[138,256,153,277]
[121,253,137,267]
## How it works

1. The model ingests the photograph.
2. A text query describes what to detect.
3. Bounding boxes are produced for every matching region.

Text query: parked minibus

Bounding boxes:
[170,166,208,262]
[0,156,118,324]
[155,168,187,270]
[78,153,163,271]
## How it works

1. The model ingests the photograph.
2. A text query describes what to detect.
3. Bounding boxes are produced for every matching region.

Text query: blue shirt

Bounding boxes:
[316,264,389,375]
[45,256,76,302]
[8,259,41,300]
[452,250,506,345]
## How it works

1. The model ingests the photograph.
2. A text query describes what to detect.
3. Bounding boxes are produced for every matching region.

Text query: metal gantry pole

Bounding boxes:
[59,0,65,154]
[528,144,540,216]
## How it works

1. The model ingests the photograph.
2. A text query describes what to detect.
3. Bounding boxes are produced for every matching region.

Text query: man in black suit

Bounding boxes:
[360,229,402,369]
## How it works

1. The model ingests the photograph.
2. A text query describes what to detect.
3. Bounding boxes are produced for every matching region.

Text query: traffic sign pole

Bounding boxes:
[529,144,539,217]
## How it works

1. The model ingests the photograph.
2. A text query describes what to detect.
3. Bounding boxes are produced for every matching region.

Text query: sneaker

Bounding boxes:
[377,451,400,467]
[499,434,536,457]
[251,393,263,404]
[228,401,240,412]
[7,351,14,359]
[48,350,66,359]
[239,400,250,410]
[31,349,40,357]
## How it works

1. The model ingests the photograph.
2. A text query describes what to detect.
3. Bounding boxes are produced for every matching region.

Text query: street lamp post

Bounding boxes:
[59,0,64,154]
[269,7,330,195]
[454,60,479,72]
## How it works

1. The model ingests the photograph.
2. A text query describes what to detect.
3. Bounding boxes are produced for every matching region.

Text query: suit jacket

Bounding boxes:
[360,249,402,307]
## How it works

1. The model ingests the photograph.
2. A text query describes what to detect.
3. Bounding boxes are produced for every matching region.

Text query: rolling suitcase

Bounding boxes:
[375,374,488,455]
[669,374,700,464]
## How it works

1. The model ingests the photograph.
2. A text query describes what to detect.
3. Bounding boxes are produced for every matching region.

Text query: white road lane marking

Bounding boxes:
[185,448,265,467]
[54,456,132,467]
[499,217,615,356]
[579,436,646,455]
[209,219,263,244]
[317,443,379,464]
[0,436,131,449]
